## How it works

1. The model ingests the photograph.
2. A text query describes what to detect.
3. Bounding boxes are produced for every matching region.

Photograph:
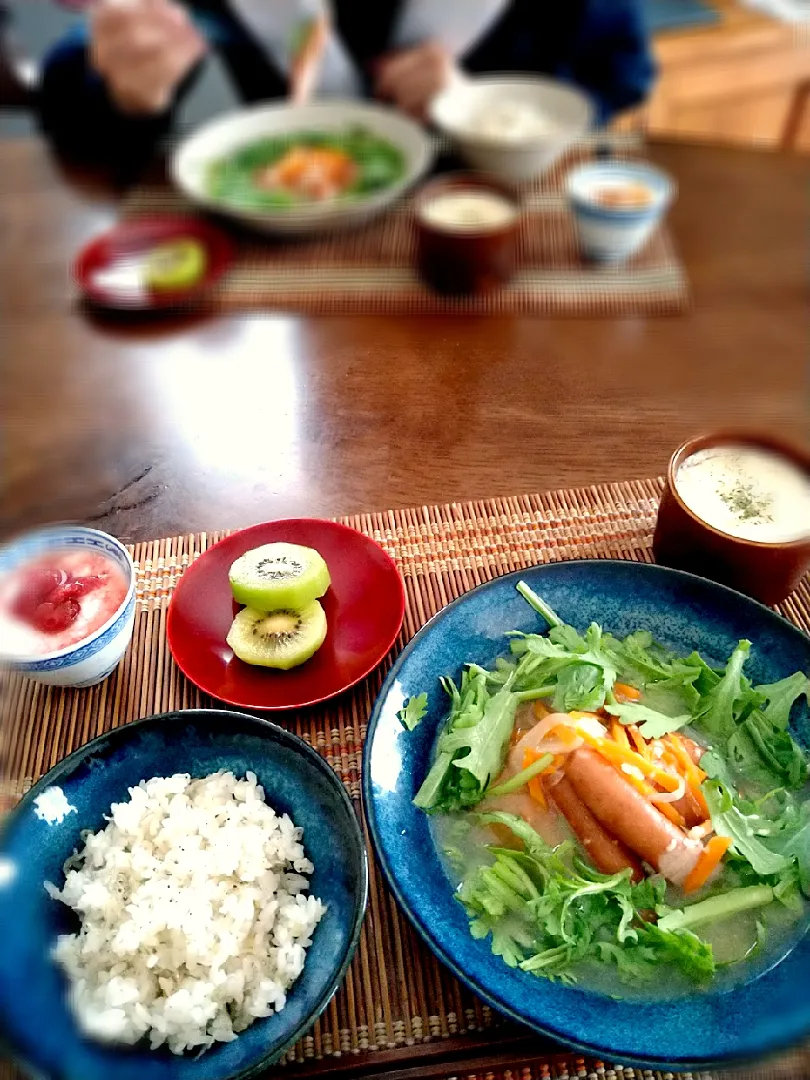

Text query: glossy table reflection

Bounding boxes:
[1,137,806,547]
[1,131,809,1080]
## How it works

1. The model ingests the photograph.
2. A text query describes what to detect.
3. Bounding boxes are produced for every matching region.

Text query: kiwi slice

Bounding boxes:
[226,600,327,670]
[229,543,331,610]
[144,239,207,291]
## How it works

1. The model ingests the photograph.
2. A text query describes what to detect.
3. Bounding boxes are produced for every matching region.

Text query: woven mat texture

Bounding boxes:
[3,478,808,1080]
[122,134,688,316]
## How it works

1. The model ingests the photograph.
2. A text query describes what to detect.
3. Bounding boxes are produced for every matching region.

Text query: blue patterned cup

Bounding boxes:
[0,526,135,688]
[566,160,675,264]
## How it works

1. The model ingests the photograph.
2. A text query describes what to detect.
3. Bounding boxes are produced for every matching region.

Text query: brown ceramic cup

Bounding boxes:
[653,431,810,606]
[414,174,521,296]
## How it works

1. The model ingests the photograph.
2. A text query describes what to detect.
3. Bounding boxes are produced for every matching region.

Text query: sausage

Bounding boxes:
[667,733,707,826]
[679,734,706,766]
[550,775,644,881]
[482,789,569,848]
[670,788,706,828]
[564,747,703,886]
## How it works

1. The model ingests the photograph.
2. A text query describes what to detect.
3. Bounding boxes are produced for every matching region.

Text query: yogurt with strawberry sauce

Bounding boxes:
[0,548,129,657]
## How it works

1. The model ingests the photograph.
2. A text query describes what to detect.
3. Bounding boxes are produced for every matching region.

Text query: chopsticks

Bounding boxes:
[288,13,330,106]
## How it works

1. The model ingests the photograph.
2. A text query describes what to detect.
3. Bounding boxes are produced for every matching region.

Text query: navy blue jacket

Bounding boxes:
[39,0,655,166]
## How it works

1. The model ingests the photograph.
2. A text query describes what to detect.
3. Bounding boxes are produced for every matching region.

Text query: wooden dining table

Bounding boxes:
[1,134,809,1080]
[2,135,806,546]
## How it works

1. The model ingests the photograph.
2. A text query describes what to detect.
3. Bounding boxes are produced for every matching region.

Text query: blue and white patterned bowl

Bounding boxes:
[566,160,675,263]
[0,526,135,688]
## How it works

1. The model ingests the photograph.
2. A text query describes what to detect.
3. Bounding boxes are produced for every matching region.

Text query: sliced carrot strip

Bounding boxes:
[655,800,686,828]
[610,720,631,749]
[521,749,550,807]
[543,754,565,775]
[577,730,681,792]
[527,775,547,809]
[667,733,710,815]
[647,766,682,793]
[683,835,732,894]
[692,786,711,819]
[620,769,654,797]
[614,682,642,702]
[532,700,551,721]
[667,733,701,780]
[551,724,580,747]
[627,725,649,759]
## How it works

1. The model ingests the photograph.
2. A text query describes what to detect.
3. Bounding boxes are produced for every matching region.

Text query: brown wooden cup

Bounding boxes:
[414,174,521,296]
[653,431,810,606]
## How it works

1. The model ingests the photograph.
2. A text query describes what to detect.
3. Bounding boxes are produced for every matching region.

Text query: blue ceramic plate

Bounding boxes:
[363,561,810,1071]
[0,710,367,1080]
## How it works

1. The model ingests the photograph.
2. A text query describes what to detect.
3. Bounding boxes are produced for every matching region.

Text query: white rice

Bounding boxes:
[45,771,326,1055]
[467,100,558,142]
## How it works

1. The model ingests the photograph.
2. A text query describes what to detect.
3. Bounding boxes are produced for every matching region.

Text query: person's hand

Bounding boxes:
[90,0,207,116]
[374,41,456,119]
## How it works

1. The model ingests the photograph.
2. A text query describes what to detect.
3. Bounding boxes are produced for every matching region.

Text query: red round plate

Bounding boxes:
[72,216,234,310]
[167,520,406,711]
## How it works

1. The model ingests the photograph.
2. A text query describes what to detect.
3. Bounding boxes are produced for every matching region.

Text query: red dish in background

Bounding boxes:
[167,519,406,711]
[72,216,234,310]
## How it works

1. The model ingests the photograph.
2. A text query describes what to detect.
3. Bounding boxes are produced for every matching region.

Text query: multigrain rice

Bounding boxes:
[46,771,325,1055]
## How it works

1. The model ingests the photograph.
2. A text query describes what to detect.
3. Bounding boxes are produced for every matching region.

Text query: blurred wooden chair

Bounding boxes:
[781,79,810,151]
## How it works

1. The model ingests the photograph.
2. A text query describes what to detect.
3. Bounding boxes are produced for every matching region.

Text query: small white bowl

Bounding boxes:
[172,100,434,236]
[0,527,136,688]
[566,160,676,264]
[429,76,594,185]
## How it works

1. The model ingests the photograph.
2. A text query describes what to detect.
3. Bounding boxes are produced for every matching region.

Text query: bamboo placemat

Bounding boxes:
[2,477,808,1080]
[400,1048,810,1080]
[122,134,688,316]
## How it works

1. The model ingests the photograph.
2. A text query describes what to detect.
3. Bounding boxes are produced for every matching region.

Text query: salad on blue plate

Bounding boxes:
[407,582,810,996]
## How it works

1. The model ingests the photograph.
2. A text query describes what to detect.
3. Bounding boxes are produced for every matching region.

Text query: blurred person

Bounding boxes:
[39,0,655,167]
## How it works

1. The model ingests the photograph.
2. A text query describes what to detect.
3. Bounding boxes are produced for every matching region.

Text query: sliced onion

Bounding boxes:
[530,735,584,757]
[515,713,585,758]
[649,774,687,803]
[519,712,575,744]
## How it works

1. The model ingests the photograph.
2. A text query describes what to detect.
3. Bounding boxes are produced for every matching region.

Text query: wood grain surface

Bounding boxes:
[1,133,809,1077]
[2,137,806,544]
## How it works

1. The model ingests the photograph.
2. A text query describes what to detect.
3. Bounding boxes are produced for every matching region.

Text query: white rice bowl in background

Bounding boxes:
[45,771,325,1056]
[430,76,594,184]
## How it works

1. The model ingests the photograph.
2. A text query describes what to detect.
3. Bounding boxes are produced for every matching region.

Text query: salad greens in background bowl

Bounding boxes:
[363,559,810,1071]
[172,101,434,236]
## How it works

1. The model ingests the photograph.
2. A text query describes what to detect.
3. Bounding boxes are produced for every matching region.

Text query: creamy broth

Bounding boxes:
[420,191,517,233]
[431,704,810,999]
[675,445,810,544]
[433,790,810,1000]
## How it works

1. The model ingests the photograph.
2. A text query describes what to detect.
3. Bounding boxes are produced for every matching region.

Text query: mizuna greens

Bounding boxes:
[413,582,810,990]
[207,126,406,210]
